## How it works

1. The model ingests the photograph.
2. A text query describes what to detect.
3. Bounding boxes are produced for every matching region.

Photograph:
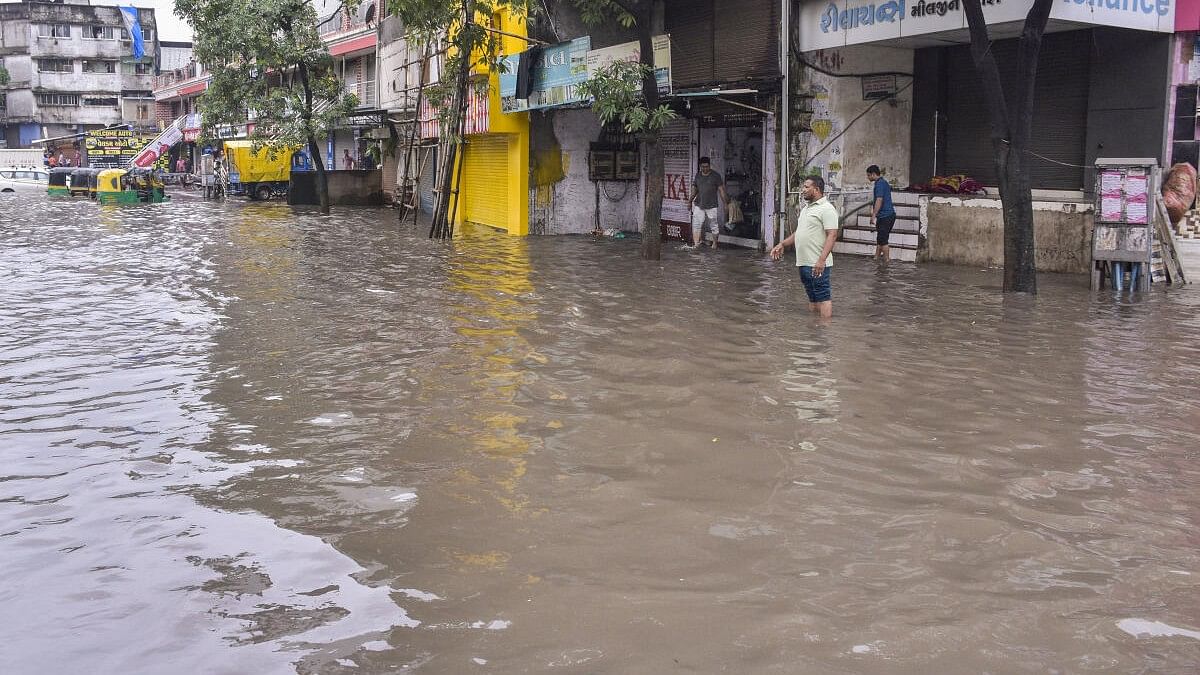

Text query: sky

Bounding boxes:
[134,0,194,42]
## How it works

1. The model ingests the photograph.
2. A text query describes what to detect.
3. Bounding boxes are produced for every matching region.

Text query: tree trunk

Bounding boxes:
[964,0,1051,294]
[642,134,664,260]
[995,142,1037,292]
[297,61,330,215]
[308,135,330,214]
[636,10,662,260]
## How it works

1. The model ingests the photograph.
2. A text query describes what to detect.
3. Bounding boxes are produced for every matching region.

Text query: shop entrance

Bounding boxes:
[693,105,776,248]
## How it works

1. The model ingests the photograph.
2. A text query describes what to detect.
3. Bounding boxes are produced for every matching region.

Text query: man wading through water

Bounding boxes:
[687,156,728,249]
[771,176,839,319]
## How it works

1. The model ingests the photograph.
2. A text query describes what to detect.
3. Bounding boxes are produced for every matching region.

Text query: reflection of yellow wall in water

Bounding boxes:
[227,206,301,301]
[445,224,539,514]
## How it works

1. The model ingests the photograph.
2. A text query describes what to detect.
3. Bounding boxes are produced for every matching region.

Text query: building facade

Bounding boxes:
[793,0,1176,269]
[0,0,160,150]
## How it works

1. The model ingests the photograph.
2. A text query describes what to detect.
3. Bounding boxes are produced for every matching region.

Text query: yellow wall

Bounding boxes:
[451,9,529,236]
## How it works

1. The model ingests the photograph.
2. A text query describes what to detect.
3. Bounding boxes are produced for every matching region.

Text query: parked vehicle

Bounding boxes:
[47,167,72,196]
[97,168,168,204]
[224,140,308,200]
[69,168,100,198]
[0,166,49,193]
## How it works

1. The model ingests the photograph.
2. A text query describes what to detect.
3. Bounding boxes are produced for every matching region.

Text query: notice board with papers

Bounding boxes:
[1092,159,1158,265]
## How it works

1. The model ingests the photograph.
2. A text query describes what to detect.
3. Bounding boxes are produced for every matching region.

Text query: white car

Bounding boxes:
[0,167,49,193]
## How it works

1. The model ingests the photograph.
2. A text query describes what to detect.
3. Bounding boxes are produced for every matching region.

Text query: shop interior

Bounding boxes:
[698,118,766,243]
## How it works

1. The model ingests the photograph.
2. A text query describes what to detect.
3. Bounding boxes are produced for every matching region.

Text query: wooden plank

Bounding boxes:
[1154,196,1188,285]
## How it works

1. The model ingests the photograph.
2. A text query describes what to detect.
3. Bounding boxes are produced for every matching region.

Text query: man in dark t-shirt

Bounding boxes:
[867,165,896,263]
[688,156,728,249]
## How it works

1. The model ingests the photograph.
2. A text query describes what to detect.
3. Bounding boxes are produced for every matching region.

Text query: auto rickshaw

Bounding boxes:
[127,167,167,203]
[97,168,169,204]
[47,167,73,196]
[69,168,99,198]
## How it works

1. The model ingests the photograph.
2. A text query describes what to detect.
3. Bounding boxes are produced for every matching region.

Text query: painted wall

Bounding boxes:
[528,108,644,235]
[791,44,913,199]
[923,197,1095,274]
[450,9,530,235]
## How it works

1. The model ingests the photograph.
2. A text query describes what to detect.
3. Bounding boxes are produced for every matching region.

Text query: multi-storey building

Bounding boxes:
[0,0,160,150]
[150,0,382,173]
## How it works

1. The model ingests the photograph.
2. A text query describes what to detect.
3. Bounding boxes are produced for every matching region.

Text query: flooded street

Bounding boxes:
[3,193,1200,673]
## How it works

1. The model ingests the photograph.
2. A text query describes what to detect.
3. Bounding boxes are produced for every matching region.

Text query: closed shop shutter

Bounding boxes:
[418,146,437,214]
[460,134,510,229]
[382,146,399,201]
[664,0,714,88]
[943,30,1090,190]
[714,0,779,83]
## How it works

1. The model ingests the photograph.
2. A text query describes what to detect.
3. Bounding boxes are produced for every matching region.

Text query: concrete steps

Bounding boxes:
[836,190,921,262]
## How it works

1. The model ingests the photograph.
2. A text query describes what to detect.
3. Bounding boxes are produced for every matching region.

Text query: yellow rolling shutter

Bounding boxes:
[460,134,510,230]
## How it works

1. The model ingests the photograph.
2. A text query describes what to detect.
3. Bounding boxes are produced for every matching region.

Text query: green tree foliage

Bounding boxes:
[387,0,536,138]
[175,0,359,212]
[576,60,674,134]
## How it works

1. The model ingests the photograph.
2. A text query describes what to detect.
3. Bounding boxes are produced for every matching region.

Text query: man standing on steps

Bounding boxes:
[771,176,840,319]
[687,156,727,249]
[867,164,896,263]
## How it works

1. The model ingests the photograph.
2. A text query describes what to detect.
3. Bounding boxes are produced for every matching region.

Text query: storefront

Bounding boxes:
[659,102,780,248]
[660,0,783,248]
[794,0,1176,269]
[448,11,530,236]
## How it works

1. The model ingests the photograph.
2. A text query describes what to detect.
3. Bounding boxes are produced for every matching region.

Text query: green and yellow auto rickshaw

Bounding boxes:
[47,167,73,196]
[97,168,169,204]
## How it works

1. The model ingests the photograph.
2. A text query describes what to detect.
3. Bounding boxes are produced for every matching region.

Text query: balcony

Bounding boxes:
[345,80,376,109]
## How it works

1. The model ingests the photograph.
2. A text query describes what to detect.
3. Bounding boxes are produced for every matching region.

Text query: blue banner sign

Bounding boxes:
[499,36,591,113]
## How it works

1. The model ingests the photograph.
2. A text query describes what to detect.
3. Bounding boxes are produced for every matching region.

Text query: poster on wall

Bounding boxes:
[660,117,694,231]
[585,35,672,95]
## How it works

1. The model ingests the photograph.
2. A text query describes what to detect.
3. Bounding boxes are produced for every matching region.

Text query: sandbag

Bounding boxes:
[1162,162,1197,224]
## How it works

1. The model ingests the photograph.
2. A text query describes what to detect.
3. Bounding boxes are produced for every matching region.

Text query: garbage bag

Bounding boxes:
[727,199,743,224]
[1162,162,1196,225]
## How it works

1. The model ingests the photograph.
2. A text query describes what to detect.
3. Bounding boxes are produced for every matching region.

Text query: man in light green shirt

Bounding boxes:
[770,176,839,319]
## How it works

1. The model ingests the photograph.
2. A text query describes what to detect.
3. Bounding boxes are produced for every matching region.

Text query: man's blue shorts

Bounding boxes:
[798,266,832,303]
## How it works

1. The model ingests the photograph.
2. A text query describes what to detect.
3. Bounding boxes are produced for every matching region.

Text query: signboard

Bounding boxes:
[862,74,897,100]
[660,117,694,231]
[131,124,183,168]
[84,128,163,168]
[585,35,672,95]
[499,37,592,112]
[798,0,1175,51]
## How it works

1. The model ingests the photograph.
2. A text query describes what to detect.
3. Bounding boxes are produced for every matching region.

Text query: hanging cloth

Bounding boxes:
[515,46,543,100]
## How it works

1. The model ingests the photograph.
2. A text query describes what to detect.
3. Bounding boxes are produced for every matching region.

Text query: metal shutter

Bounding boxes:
[943,30,1089,190]
[418,146,437,214]
[460,134,510,230]
[714,0,779,83]
[665,0,714,88]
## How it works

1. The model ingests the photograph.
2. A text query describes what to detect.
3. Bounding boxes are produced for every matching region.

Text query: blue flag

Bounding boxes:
[119,7,144,60]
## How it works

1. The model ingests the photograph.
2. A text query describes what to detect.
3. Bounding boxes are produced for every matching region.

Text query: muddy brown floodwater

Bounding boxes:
[2,194,1200,673]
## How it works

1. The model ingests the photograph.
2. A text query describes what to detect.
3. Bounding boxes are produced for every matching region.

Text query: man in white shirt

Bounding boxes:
[770,176,840,319]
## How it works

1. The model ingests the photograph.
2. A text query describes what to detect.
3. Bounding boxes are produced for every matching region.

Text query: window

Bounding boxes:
[122,62,153,75]
[0,171,12,179]
[36,92,78,105]
[82,96,119,107]
[82,60,117,74]
[136,104,150,120]
[86,25,122,40]
[36,24,72,38]
[37,58,74,73]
